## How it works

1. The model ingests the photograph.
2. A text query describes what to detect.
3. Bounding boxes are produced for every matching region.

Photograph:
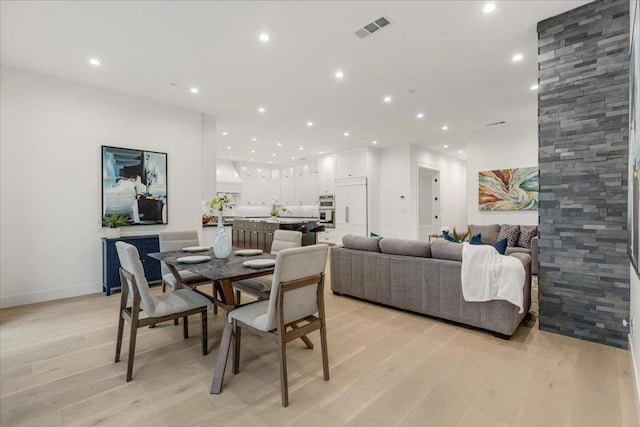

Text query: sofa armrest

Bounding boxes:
[530,236,539,275]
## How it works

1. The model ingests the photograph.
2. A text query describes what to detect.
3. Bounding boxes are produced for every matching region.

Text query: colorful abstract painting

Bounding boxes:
[479,167,539,211]
[102,146,168,225]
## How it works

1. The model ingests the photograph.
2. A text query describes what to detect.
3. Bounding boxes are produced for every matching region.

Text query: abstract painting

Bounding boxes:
[628,0,640,274]
[479,167,538,211]
[102,146,168,225]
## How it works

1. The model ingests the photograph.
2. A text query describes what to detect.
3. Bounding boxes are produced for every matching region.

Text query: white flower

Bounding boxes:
[271,195,279,204]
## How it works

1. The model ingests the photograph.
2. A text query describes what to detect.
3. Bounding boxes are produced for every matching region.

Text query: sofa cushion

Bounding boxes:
[379,238,431,257]
[505,247,531,256]
[469,224,500,244]
[469,235,508,255]
[430,240,463,261]
[498,224,520,247]
[517,225,538,249]
[342,235,382,252]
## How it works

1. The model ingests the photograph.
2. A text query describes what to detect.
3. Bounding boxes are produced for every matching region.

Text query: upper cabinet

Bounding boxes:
[336,149,367,179]
[318,156,336,194]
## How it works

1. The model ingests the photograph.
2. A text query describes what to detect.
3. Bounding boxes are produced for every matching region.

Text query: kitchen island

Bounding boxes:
[232,218,321,252]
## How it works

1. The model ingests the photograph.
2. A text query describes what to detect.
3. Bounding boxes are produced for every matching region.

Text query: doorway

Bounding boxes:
[417,165,440,240]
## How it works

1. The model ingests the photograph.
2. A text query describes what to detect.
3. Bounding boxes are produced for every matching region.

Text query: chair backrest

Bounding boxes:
[158,230,200,275]
[270,230,303,254]
[265,244,329,330]
[115,241,156,314]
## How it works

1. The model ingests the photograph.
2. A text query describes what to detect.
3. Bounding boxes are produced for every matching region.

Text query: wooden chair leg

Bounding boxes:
[232,321,241,374]
[320,323,330,381]
[277,338,289,407]
[183,316,189,339]
[235,290,241,305]
[201,309,208,356]
[213,304,218,315]
[115,311,125,363]
[126,318,139,382]
[174,318,179,326]
[211,322,233,394]
[290,323,314,349]
[162,281,166,293]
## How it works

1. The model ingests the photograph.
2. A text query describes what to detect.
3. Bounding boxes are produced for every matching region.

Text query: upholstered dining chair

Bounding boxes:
[158,230,213,291]
[228,244,329,407]
[233,230,302,303]
[114,241,211,382]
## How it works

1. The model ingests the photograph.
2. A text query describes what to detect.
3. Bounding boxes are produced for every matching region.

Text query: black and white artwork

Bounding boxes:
[102,146,168,225]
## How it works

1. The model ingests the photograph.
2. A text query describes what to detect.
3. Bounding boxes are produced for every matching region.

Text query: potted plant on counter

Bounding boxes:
[102,213,129,238]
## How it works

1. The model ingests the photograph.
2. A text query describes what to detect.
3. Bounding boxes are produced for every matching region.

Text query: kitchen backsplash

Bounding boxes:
[202,201,318,218]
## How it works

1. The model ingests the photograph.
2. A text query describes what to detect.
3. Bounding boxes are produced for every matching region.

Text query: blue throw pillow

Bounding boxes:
[370,232,380,237]
[443,232,458,243]
[469,235,508,255]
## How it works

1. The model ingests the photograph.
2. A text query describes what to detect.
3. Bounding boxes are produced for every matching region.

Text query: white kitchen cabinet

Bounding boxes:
[336,150,367,179]
[334,177,368,240]
[318,156,336,194]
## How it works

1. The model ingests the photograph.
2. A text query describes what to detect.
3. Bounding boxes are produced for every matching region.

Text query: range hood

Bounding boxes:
[216,159,242,184]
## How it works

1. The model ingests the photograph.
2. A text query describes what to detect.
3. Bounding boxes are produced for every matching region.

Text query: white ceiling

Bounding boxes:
[0,0,589,164]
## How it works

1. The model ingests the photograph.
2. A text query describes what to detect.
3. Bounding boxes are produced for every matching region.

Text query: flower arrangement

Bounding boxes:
[209,194,229,212]
[270,195,280,217]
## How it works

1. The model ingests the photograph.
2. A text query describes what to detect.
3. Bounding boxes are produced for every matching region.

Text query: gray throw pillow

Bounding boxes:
[469,224,500,244]
[379,238,431,257]
[498,224,520,247]
[517,225,538,249]
[342,235,382,252]
[430,240,463,261]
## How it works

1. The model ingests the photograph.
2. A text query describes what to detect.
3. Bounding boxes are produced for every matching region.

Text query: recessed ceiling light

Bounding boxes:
[383,96,392,103]
[226,146,231,149]
[250,159,254,161]
[272,153,276,157]
[222,131,228,136]
[259,33,270,42]
[335,70,344,79]
[483,2,496,13]
[251,150,255,153]
[512,53,523,62]
[258,107,265,113]
[190,87,199,94]
[442,126,449,131]
[530,84,539,91]
[299,147,304,151]
[277,142,282,146]
[417,113,424,119]
[372,140,378,144]
[443,145,449,148]
[252,137,257,141]
[89,58,101,66]
[319,151,324,154]
[344,132,350,137]
[458,150,463,154]
[230,155,234,159]
[291,156,296,160]
[268,161,272,164]
[307,121,313,127]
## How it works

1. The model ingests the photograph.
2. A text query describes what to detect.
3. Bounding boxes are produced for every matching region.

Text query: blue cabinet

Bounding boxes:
[102,235,162,295]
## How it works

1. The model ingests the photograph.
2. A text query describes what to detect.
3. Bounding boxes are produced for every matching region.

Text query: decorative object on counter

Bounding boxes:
[102,145,168,225]
[210,194,232,259]
[102,213,129,238]
[270,195,280,217]
[202,213,212,225]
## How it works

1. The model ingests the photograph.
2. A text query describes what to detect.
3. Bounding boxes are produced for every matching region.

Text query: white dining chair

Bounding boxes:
[114,241,211,382]
[227,244,329,407]
[233,230,302,302]
[158,230,213,292]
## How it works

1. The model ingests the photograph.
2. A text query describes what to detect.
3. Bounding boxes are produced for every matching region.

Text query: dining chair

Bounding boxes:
[114,241,211,382]
[228,244,329,407]
[158,230,213,291]
[233,230,302,302]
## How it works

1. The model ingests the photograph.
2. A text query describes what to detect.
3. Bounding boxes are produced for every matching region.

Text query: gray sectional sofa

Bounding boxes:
[330,235,532,337]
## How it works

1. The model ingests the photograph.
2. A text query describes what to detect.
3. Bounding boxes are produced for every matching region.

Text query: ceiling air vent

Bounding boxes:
[355,15,392,38]
[485,121,506,127]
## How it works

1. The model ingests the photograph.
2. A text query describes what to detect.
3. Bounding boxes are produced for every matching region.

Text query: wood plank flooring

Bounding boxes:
[1,278,637,426]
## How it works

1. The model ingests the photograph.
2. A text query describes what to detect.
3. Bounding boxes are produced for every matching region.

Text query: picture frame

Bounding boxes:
[101,145,168,225]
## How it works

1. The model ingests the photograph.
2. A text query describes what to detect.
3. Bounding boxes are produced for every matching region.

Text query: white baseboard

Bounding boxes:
[628,333,640,423]
[0,282,102,308]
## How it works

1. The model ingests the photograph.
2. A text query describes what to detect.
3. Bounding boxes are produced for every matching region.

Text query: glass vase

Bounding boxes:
[212,212,231,259]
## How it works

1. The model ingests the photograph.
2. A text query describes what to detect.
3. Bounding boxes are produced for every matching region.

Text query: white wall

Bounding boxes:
[465,121,539,226]
[379,144,466,239]
[0,67,209,307]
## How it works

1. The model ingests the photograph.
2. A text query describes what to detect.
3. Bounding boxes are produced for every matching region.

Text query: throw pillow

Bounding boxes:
[469,235,508,255]
[517,225,538,249]
[498,224,520,247]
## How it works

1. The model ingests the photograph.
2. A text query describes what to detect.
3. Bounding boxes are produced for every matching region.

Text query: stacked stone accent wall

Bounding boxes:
[537,0,630,348]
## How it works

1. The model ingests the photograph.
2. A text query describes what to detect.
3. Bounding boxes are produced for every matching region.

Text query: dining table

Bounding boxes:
[147,247,310,394]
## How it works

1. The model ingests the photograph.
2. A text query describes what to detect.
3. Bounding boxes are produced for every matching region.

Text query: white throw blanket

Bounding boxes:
[461,243,526,313]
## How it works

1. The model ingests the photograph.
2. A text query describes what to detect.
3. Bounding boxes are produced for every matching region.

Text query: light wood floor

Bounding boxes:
[1,279,638,427]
